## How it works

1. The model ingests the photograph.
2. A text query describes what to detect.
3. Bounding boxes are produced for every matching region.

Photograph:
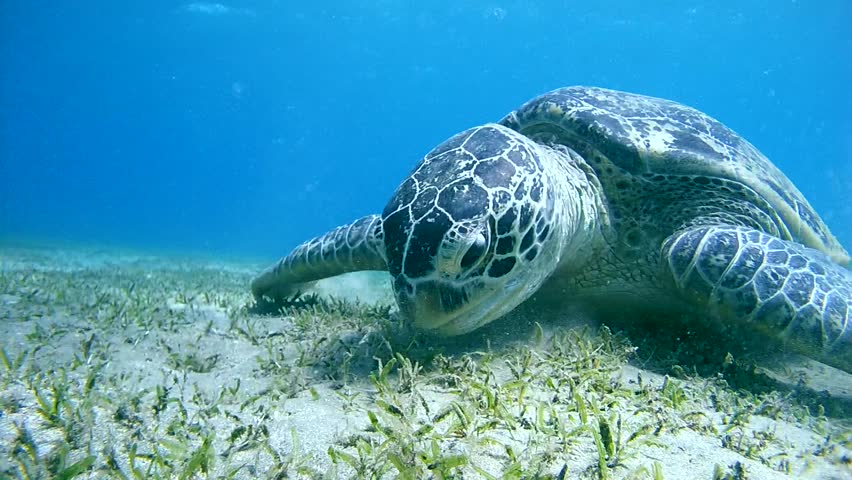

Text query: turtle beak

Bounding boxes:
[395,279,472,330]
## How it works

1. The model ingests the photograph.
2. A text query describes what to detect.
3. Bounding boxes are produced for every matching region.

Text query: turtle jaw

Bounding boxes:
[394,277,528,336]
[395,280,480,331]
[433,289,519,335]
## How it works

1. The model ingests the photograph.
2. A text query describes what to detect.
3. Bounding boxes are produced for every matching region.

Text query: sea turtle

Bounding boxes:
[251,87,852,372]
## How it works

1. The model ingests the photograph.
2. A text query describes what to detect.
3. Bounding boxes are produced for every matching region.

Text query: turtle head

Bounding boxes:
[381,124,563,335]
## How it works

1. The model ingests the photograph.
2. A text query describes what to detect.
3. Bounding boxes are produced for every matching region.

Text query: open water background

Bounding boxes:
[1,1,850,259]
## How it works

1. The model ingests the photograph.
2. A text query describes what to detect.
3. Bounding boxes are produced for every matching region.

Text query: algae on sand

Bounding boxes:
[0,246,849,479]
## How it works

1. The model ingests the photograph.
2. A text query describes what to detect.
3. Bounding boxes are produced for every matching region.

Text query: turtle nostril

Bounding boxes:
[460,234,488,270]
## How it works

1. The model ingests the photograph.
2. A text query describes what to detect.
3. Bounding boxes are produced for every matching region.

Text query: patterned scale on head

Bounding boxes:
[380,124,588,335]
[251,86,851,372]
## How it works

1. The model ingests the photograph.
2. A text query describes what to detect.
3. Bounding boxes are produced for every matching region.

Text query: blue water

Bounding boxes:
[1,1,850,259]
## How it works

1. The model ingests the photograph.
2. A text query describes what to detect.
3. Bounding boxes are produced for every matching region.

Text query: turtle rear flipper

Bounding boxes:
[662,225,851,371]
[251,214,386,303]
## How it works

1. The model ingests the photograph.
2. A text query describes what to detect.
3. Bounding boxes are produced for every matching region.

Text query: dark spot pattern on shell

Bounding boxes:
[767,180,795,206]
[796,200,831,245]
[497,86,848,263]
[670,132,719,159]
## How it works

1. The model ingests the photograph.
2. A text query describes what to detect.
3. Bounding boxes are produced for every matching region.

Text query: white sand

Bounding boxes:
[0,245,849,479]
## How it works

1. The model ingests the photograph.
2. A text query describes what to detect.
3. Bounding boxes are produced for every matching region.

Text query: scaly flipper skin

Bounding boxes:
[251,215,386,301]
[663,225,851,370]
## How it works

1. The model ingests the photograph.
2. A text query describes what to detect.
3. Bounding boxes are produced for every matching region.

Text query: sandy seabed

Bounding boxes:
[0,245,849,479]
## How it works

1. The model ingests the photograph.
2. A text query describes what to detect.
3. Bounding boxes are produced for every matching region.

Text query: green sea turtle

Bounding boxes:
[252,87,851,372]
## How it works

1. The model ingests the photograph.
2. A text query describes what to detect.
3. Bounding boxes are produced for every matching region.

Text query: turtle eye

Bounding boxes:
[460,233,488,270]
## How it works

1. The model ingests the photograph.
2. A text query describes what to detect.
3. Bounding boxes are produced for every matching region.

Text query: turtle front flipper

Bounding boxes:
[662,225,851,372]
[251,214,386,303]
